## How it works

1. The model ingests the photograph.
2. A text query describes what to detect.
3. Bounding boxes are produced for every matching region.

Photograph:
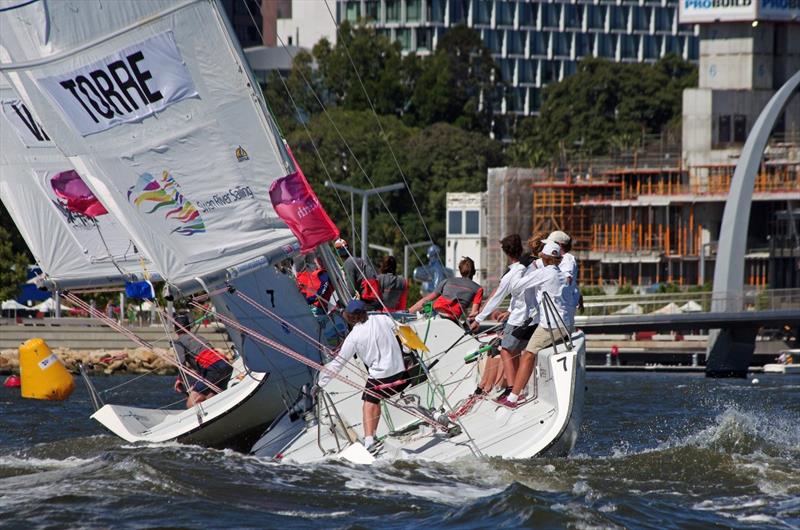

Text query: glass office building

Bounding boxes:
[337,0,699,115]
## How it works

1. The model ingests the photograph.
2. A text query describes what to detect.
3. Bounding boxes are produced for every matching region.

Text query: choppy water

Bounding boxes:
[1,372,798,529]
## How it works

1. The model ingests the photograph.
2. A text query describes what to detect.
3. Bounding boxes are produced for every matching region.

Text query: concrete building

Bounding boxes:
[337,0,699,115]
[445,193,488,283]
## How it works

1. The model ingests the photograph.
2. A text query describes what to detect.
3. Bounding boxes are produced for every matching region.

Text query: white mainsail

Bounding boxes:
[0,0,299,287]
[0,80,153,286]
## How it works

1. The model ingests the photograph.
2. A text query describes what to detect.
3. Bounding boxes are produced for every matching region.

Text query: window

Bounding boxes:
[397,28,411,50]
[429,0,445,22]
[575,34,594,57]
[500,58,514,82]
[416,27,432,50]
[621,35,638,59]
[542,3,561,28]
[407,0,421,22]
[609,6,628,30]
[587,5,605,29]
[496,1,514,25]
[718,115,731,144]
[655,7,671,31]
[530,32,546,56]
[518,59,535,83]
[450,0,466,24]
[564,5,582,28]
[386,0,400,21]
[473,0,491,25]
[530,88,542,112]
[553,32,570,57]
[507,31,524,55]
[643,35,661,59]
[465,211,480,234]
[345,1,360,22]
[734,115,747,143]
[484,29,503,54]
[597,34,616,58]
[518,2,538,27]
[365,0,379,21]
[633,6,650,31]
[448,210,462,235]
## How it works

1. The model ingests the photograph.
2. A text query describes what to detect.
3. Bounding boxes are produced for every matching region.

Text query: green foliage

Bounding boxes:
[617,284,635,295]
[0,226,29,301]
[656,282,682,294]
[515,54,697,163]
[687,282,712,293]
[285,109,504,254]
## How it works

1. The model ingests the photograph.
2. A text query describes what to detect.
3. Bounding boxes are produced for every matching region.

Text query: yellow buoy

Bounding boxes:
[19,338,74,400]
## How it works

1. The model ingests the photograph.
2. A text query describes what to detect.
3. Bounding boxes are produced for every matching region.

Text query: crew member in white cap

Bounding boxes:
[497,240,567,408]
[547,230,581,330]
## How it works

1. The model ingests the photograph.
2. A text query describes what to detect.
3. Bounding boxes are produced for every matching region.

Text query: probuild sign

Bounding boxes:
[679,0,799,22]
[38,32,197,136]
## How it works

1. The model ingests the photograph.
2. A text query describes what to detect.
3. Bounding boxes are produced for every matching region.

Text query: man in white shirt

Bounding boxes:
[317,299,407,451]
[470,234,528,397]
[548,230,581,331]
[499,240,568,408]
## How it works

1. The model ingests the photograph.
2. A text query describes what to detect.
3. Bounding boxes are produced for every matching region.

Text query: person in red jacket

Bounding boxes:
[409,257,483,322]
[377,256,409,311]
[295,253,334,311]
[172,313,232,408]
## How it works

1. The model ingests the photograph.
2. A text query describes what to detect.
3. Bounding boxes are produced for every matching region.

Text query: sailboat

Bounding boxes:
[0,0,337,448]
[1,0,586,460]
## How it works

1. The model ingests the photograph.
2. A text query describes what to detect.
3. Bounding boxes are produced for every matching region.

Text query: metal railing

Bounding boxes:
[579,288,800,318]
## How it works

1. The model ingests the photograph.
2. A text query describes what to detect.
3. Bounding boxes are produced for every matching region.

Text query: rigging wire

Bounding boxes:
[321,0,447,273]
[238,0,431,277]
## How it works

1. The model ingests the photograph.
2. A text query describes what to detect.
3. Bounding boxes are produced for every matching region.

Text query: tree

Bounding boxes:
[518,55,698,162]
[0,225,28,301]
[407,26,502,134]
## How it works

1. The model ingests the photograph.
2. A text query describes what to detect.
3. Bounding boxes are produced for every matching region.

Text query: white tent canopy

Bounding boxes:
[615,303,644,315]
[652,302,682,315]
[680,300,703,313]
[32,297,56,313]
[1,299,29,311]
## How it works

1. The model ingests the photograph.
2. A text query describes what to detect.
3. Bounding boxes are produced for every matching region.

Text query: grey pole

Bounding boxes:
[324,181,404,260]
[361,193,368,259]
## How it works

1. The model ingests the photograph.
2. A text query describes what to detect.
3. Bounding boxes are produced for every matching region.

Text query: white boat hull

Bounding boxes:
[762,363,800,374]
[253,318,586,463]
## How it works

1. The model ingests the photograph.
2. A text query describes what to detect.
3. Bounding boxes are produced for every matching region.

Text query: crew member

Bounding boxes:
[408,257,483,322]
[316,300,408,452]
[334,238,380,309]
[294,252,333,311]
[173,313,233,408]
[499,241,567,408]
[376,255,409,311]
[547,230,582,331]
[469,235,528,397]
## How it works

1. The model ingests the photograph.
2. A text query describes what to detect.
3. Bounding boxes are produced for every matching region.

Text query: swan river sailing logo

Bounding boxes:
[127,170,206,236]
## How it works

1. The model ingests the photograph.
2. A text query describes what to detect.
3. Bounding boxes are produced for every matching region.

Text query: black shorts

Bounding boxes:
[362,371,409,404]
[191,360,233,395]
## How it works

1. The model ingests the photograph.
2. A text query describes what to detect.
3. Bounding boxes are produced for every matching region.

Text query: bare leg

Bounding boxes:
[492,358,506,388]
[512,350,536,396]
[187,390,209,408]
[499,347,517,390]
[362,401,382,437]
[478,356,500,392]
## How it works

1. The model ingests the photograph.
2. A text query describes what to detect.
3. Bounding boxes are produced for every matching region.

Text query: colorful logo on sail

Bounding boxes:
[127,170,205,236]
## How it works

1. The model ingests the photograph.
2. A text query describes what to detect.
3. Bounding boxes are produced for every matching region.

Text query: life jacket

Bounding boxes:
[360,278,381,302]
[297,269,333,308]
[195,348,226,369]
[432,278,483,320]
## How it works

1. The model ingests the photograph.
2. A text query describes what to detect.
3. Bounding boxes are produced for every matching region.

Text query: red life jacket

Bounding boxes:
[360,278,381,302]
[196,348,226,369]
[297,270,333,307]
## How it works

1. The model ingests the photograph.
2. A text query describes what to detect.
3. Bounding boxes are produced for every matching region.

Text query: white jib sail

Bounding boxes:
[0,79,154,285]
[0,0,299,287]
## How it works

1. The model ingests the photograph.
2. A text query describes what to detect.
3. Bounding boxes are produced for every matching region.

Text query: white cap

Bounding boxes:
[541,240,562,258]
[547,230,571,244]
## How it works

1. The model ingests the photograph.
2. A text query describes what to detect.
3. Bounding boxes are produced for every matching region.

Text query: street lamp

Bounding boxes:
[324,181,404,259]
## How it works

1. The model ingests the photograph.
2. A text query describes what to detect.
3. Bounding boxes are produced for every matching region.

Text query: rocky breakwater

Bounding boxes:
[0,346,233,376]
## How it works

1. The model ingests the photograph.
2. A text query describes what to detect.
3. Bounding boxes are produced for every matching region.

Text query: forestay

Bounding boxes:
[0,80,152,285]
[0,0,300,286]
